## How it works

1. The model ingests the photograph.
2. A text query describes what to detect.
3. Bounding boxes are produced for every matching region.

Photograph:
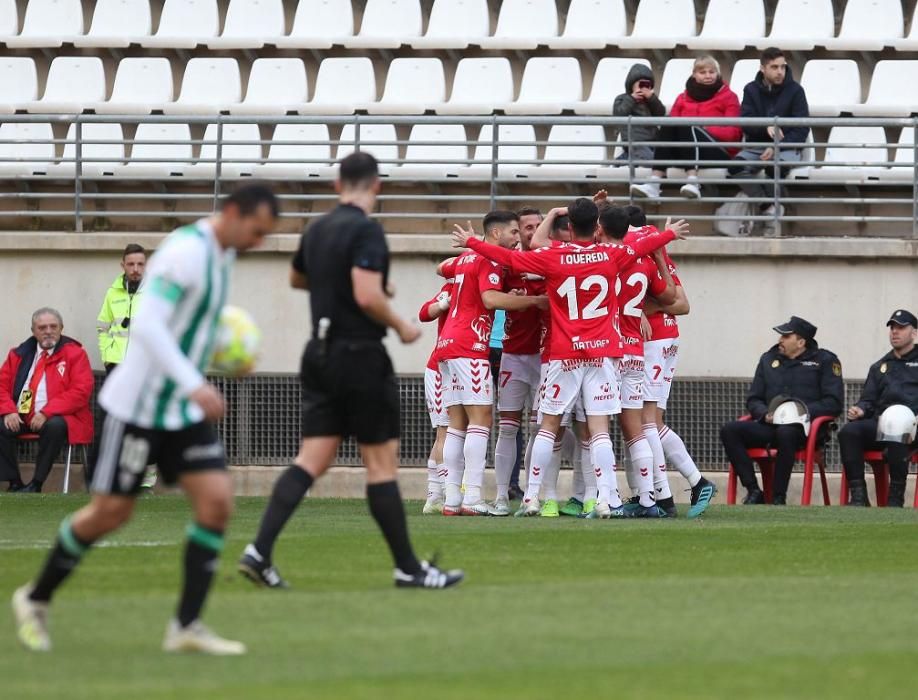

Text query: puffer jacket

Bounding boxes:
[670,81,743,155]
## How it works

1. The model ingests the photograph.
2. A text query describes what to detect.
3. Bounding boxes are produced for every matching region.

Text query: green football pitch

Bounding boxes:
[1,495,917,700]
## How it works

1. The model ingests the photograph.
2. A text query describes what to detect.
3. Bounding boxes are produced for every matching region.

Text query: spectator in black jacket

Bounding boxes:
[721,316,843,505]
[613,64,666,165]
[839,310,918,507]
[728,47,810,234]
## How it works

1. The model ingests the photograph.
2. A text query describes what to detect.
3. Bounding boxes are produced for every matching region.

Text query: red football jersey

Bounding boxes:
[502,272,543,356]
[616,255,669,357]
[625,226,681,341]
[466,231,675,360]
[437,252,505,360]
[418,279,453,370]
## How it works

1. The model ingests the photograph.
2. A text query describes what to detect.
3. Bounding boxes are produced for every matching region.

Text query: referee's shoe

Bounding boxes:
[394,559,464,589]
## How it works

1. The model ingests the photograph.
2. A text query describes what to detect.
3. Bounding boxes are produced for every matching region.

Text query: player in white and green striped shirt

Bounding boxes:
[12,185,278,656]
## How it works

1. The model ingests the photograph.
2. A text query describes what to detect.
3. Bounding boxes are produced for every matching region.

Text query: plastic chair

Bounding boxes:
[618,0,697,49]
[232,58,308,115]
[272,0,354,49]
[73,0,152,47]
[759,0,834,50]
[367,58,446,114]
[0,58,39,114]
[4,0,83,48]
[838,451,918,506]
[207,0,285,49]
[505,57,582,115]
[344,0,421,48]
[24,57,106,114]
[113,123,194,179]
[298,58,376,115]
[435,58,514,115]
[548,0,626,49]
[16,432,89,494]
[477,0,559,49]
[726,414,835,505]
[163,58,242,115]
[141,0,218,49]
[411,0,489,49]
[92,57,174,115]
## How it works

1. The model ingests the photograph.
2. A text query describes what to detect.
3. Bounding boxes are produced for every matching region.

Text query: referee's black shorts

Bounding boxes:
[300,339,400,444]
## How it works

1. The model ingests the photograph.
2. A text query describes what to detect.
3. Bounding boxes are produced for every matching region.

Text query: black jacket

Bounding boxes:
[613,63,666,144]
[746,344,844,421]
[855,346,918,418]
[740,66,810,145]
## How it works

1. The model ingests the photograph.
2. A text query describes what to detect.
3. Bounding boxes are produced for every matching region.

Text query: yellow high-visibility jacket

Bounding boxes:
[97,275,143,366]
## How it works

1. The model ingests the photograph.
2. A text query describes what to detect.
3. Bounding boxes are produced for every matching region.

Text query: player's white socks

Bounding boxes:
[643,424,674,500]
[623,453,637,495]
[463,425,490,505]
[494,418,520,500]
[571,439,585,502]
[659,425,702,488]
[580,440,597,501]
[525,429,555,502]
[426,459,443,499]
[443,428,466,508]
[590,433,622,508]
[627,437,656,507]
[543,440,563,502]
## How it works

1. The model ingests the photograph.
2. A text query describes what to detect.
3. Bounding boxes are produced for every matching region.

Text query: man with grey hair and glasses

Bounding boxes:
[0,308,94,492]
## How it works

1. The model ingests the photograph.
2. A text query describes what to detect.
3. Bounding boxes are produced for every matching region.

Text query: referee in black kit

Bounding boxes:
[239,153,464,590]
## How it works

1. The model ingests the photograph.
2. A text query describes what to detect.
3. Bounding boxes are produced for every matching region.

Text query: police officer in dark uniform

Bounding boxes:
[721,316,844,505]
[839,309,918,507]
[239,153,463,590]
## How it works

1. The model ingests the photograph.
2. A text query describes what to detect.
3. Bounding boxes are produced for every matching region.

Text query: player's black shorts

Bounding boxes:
[300,338,400,444]
[90,411,226,496]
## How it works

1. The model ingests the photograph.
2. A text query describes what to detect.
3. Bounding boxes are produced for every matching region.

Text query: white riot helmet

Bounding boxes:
[876,405,917,444]
[772,399,811,436]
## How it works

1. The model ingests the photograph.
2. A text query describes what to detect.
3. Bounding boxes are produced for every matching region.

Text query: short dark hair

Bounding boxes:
[339,152,379,188]
[482,209,519,234]
[551,214,570,235]
[599,206,630,240]
[221,183,279,218]
[567,197,598,238]
[624,205,646,227]
[516,206,543,220]
[760,47,784,65]
[122,243,145,259]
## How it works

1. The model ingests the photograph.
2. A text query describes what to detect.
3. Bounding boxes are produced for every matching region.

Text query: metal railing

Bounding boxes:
[0,114,916,237]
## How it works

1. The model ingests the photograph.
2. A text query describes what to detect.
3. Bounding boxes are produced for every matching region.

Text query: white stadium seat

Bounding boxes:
[0,122,54,176]
[531,124,605,179]
[686,0,765,50]
[0,0,17,37]
[435,58,514,115]
[344,0,421,48]
[0,58,38,114]
[44,122,124,178]
[253,124,335,179]
[548,0,626,49]
[4,0,83,48]
[822,0,902,51]
[367,58,445,114]
[336,123,398,173]
[459,124,537,179]
[799,60,861,116]
[505,57,582,115]
[884,127,915,181]
[113,123,193,178]
[618,0,697,49]
[24,57,106,114]
[272,0,354,49]
[658,58,695,109]
[758,0,834,50]
[208,0,285,49]
[163,58,242,115]
[410,0,489,49]
[729,59,760,94]
[192,123,263,178]
[92,58,173,115]
[850,61,918,117]
[232,59,308,115]
[894,4,918,51]
[141,0,218,49]
[395,124,468,178]
[811,126,889,182]
[477,0,559,50]
[573,57,650,115]
[73,0,152,48]
[298,58,377,115]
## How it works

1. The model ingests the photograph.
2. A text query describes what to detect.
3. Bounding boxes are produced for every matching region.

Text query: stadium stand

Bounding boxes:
[477,0,559,49]
[162,58,242,115]
[0,57,38,113]
[297,57,375,114]
[2,0,83,48]
[344,0,423,48]
[435,58,515,115]
[140,0,219,49]
[547,0,627,49]
[410,0,490,49]
[207,0,286,50]
[24,57,106,114]
[72,0,152,48]
[366,58,446,114]
[231,58,309,115]
[762,0,835,50]
[93,57,173,115]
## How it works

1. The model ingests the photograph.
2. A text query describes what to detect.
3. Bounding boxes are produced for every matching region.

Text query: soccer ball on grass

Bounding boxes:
[210,305,261,376]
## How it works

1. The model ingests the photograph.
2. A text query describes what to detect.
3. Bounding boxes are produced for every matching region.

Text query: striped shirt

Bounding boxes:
[99,220,234,430]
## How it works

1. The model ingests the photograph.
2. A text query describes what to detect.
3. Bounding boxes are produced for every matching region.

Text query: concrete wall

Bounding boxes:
[1,233,916,381]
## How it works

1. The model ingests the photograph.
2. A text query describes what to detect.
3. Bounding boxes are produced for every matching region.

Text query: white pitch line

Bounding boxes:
[0,539,175,551]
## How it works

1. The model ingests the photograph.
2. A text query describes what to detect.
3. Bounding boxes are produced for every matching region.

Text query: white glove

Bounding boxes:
[436,292,451,311]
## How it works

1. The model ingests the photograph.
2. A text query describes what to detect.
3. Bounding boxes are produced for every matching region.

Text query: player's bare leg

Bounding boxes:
[13,494,136,652]
[164,471,245,655]
[423,426,448,514]
[442,405,469,515]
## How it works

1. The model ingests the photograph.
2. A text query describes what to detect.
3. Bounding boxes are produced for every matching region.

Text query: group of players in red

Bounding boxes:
[418,192,717,519]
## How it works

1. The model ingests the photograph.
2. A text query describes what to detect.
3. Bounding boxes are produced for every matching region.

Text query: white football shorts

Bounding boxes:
[439,357,494,408]
[619,355,646,410]
[424,367,449,428]
[539,357,622,417]
[643,339,679,410]
[497,352,541,413]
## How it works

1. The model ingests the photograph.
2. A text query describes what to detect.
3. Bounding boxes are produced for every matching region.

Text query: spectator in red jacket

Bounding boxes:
[0,308,94,492]
[631,56,742,200]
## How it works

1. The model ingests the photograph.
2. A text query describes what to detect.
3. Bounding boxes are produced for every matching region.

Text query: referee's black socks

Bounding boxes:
[178,523,224,627]
[367,481,421,575]
[253,464,314,562]
[30,516,93,603]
